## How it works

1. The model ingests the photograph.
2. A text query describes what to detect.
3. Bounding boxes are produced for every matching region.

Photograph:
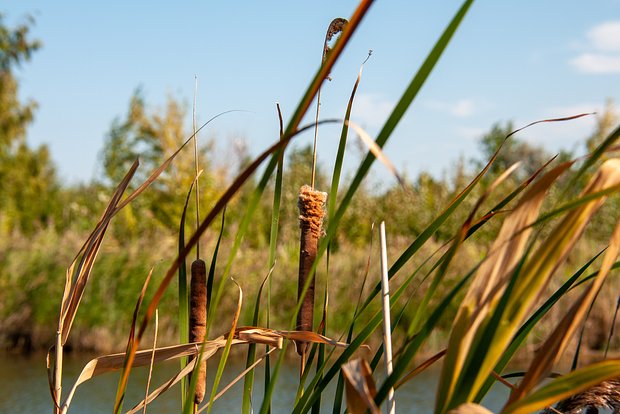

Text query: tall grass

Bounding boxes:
[46,1,620,413]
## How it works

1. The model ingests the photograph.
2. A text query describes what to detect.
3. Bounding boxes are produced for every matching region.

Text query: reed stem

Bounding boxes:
[53,329,63,414]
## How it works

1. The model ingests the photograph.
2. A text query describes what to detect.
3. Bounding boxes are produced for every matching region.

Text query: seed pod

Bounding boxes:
[296,185,327,356]
[189,258,207,405]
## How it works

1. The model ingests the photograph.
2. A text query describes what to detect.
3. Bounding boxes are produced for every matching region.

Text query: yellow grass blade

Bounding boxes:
[439,158,620,412]
[508,161,620,402]
[437,161,574,412]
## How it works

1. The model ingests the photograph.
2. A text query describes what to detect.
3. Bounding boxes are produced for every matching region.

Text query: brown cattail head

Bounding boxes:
[296,185,327,356]
[189,258,207,404]
[542,378,620,414]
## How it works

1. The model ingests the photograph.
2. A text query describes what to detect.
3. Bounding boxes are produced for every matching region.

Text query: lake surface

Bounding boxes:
[0,352,511,413]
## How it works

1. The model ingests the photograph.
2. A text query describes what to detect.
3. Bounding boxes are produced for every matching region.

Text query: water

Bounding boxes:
[0,352,510,413]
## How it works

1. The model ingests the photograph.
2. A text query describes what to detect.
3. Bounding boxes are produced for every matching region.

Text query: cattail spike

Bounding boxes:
[296,185,327,356]
[189,258,207,405]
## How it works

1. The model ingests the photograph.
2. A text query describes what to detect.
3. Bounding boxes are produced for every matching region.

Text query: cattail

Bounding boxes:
[542,379,620,414]
[189,258,207,405]
[296,185,327,356]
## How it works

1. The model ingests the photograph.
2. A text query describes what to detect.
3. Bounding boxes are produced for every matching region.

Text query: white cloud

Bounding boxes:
[588,21,620,52]
[572,21,620,74]
[456,126,487,140]
[571,53,620,74]
[425,98,478,118]
[351,93,395,128]
[452,100,476,117]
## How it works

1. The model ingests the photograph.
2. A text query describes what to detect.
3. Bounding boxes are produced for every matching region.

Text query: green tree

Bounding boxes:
[0,14,59,234]
[101,89,218,232]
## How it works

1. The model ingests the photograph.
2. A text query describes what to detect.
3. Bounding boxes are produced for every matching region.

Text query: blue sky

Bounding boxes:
[4,1,620,184]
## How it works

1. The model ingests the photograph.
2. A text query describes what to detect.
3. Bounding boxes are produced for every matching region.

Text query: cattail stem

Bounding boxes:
[296,185,327,359]
[189,259,207,405]
[193,76,201,259]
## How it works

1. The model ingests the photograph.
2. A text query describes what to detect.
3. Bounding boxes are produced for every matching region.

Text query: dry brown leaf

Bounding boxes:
[63,339,245,413]
[342,358,379,414]
[237,330,283,349]
[60,159,139,344]
[232,326,349,349]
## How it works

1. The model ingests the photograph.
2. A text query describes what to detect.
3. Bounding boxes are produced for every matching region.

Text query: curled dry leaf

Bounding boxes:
[232,326,349,349]
[323,18,348,69]
[342,358,379,414]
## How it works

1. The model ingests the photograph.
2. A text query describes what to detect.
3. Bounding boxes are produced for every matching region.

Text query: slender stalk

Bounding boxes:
[54,329,63,414]
[379,222,395,414]
[193,75,201,259]
[191,77,205,414]
[311,88,321,189]
[311,17,347,189]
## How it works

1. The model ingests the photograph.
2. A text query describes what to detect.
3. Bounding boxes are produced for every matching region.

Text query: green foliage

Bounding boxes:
[0,13,58,235]
[101,89,218,231]
[1,143,60,233]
